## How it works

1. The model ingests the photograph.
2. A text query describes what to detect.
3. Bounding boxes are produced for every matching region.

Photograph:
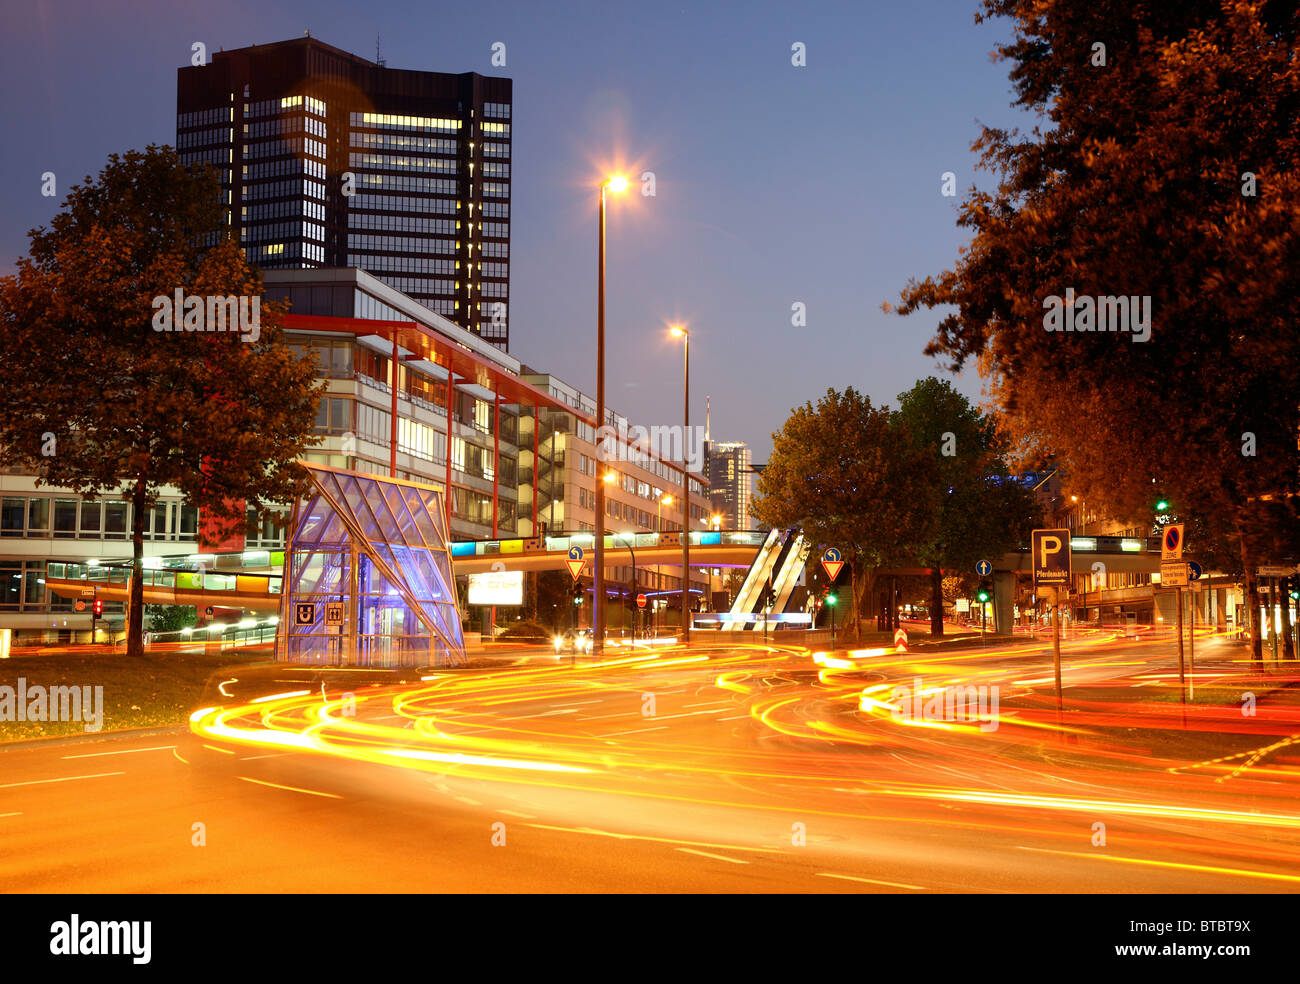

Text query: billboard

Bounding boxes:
[467,570,524,607]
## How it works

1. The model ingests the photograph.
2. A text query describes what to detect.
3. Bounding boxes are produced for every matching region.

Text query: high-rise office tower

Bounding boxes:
[705,440,753,530]
[176,37,513,349]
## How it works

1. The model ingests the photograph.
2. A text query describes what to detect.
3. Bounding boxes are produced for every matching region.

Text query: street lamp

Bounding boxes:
[612,531,637,638]
[670,323,691,643]
[594,174,629,654]
[656,495,672,635]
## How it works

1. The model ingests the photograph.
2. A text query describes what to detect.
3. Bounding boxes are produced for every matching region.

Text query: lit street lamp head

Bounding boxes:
[669,324,687,338]
[605,175,629,194]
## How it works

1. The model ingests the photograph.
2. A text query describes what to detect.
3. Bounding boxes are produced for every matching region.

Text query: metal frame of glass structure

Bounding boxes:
[278,463,465,668]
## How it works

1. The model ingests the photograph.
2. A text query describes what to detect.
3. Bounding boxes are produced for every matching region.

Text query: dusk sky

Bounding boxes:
[2,0,1027,460]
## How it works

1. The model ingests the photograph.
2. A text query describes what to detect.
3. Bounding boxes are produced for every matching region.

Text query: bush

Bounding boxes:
[495,620,551,643]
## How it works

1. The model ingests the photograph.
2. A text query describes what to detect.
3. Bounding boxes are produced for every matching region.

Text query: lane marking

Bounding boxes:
[578,711,640,721]
[239,752,293,761]
[455,795,483,806]
[1015,846,1300,885]
[816,872,928,891]
[62,745,175,760]
[718,713,753,721]
[684,701,733,709]
[202,744,235,755]
[0,812,21,819]
[498,809,536,819]
[677,847,748,864]
[0,772,125,790]
[235,775,342,799]
[172,749,189,765]
[526,822,778,854]
[599,726,668,737]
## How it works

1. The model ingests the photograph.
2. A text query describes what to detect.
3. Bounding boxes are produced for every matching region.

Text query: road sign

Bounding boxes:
[205,606,214,617]
[1161,523,1184,561]
[1032,528,1072,587]
[74,599,86,612]
[636,593,647,609]
[566,558,586,580]
[294,602,316,626]
[821,547,844,583]
[1187,560,1203,581]
[1258,565,1297,577]
[1160,562,1189,587]
[80,587,95,598]
[975,559,993,577]
[325,602,344,627]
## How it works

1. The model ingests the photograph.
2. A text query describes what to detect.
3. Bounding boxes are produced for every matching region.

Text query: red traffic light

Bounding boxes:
[92,599,103,618]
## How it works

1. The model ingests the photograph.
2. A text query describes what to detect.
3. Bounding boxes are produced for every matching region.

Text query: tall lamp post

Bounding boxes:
[657,495,672,634]
[594,175,629,655]
[670,324,691,644]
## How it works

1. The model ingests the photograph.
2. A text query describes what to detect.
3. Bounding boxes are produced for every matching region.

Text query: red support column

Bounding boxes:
[389,350,399,478]
[445,369,454,531]
[492,393,500,538]
[532,406,539,538]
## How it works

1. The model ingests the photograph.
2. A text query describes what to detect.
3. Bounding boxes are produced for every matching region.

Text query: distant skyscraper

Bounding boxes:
[176,37,513,349]
[705,440,753,530]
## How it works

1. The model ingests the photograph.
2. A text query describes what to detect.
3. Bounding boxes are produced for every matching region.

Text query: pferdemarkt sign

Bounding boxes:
[1032,528,1071,588]
[1161,562,1190,587]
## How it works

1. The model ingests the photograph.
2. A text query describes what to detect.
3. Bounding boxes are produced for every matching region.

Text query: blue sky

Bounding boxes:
[1,0,1028,460]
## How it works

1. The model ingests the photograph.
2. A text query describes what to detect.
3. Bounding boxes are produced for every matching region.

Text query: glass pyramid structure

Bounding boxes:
[277,463,465,668]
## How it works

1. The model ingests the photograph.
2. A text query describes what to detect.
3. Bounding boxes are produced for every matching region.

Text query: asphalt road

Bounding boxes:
[3,628,1299,892]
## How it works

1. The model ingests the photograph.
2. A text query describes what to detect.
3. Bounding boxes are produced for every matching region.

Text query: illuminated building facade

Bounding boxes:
[176,36,513,349]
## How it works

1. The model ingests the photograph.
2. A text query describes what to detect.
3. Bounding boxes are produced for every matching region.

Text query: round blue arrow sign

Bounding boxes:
[823,547,841,563]
[976,559,992,576]
[568,545,584,562]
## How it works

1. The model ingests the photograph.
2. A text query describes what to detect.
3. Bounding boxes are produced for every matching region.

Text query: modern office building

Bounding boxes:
[0,268,710,644]
[705,440,753,531]
[176,36,513,349]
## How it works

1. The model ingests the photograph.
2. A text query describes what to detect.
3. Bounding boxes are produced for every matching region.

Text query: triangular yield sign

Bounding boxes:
[566,558,586,580]
[822,559,844,582]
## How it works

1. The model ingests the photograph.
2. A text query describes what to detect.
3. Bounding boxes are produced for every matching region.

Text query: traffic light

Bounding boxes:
[572,583,584,606]
[92,599,103,620]
[976,581,992,604]
[1288,576,1300,602]
[824,591,837,607]
[1154,498,1171,512]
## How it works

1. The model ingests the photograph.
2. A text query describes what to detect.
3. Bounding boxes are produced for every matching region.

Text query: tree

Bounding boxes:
[891,2,1300,658]
[146,604,197,636]
[0,146,322,657]
[895,378,1041,635]
[750,388,939,641]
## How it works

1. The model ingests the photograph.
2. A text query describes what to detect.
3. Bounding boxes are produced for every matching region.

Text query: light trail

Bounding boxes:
[187,637,1300,886]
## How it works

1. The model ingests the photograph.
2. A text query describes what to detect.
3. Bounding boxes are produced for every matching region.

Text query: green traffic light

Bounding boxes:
[825,593,837,607]
[977,590,991,602]
[1155,499,1170,511]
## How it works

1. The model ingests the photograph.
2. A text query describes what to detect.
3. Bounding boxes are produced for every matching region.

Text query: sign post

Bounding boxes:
[1162,525,1186,687]
[1187,561,1203,670]
[1032,529,1071,714]
[821,549,843,651]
